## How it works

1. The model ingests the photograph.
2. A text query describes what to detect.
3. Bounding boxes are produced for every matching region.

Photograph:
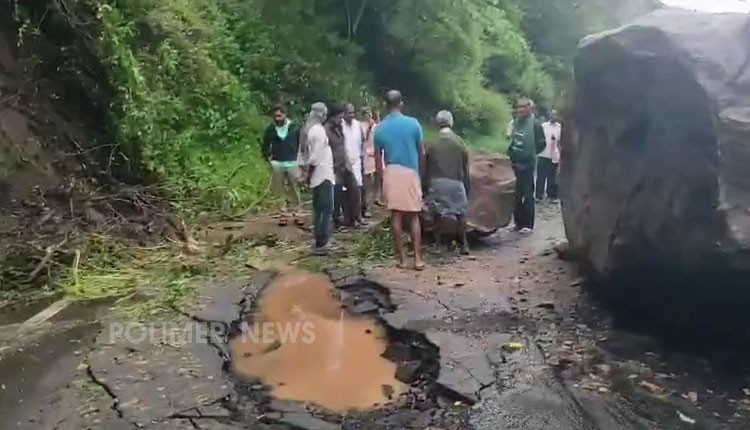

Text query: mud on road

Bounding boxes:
[1,205,750,429]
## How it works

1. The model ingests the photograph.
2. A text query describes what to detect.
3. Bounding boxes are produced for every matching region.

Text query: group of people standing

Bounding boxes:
[262,90,471,269]
[261,103,379,230]
[262,99,385,256]
[261,91,560,269]
[507,98,562,234]
[323,103,380,229]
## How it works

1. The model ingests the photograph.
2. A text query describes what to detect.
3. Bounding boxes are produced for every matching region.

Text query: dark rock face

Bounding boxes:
[561,10,750,334]
[562,10,750,275]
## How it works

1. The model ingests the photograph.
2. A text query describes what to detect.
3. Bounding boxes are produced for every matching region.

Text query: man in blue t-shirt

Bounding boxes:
[374,90,426,270]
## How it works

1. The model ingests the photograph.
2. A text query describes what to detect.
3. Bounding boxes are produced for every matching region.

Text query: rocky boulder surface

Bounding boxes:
[421,153,515,238]
[467,153,516,235]
[561,10,750,333]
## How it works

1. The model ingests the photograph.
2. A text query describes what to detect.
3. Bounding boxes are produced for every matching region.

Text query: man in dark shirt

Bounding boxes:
[424,110,471,255]
[261,104,301,226]
[507,98,546,233]
[324,105,358,228]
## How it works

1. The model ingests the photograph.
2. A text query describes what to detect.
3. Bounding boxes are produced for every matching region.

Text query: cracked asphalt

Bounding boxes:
[2,205,750,429]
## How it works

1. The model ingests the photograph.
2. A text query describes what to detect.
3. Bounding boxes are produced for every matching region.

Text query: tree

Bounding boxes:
[519,0,659,84]
[344,0,369,38]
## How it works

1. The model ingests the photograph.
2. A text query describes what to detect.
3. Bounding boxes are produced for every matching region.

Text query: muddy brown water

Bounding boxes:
[230,271,406,412]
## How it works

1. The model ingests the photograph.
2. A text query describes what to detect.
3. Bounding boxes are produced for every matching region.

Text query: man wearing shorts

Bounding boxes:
[374,90,426,270]
[262,104,302,226]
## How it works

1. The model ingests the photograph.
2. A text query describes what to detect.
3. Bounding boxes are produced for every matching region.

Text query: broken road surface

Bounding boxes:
[2,205,749,429]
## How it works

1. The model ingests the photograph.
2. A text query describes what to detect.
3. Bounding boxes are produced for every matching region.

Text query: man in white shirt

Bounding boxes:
[305,102,336,254]
[360,107,378,218]
[536,110,562,203]
[341,103,365,226]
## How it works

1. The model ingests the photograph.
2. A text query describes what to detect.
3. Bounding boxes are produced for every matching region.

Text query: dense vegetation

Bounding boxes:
[15,0,656,214]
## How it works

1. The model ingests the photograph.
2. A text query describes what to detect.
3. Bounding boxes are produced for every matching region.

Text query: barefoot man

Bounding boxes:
[424,110,471,255]
[374,90,426,270]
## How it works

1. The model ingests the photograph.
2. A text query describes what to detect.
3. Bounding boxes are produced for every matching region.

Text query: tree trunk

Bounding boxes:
[344,0,352,39]
[352,0,369,36]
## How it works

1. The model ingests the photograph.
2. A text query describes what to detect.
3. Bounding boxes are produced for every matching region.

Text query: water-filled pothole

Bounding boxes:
[228,270,446,420]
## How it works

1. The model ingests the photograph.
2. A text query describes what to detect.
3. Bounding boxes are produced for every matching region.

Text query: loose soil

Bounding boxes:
[0,1,177,299]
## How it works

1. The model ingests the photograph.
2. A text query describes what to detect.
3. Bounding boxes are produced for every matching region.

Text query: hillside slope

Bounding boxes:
[0,0,656,298]
[0,0,176,297]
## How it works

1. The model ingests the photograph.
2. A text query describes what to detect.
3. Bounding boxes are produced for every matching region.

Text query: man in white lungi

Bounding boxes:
[341,103,365,227]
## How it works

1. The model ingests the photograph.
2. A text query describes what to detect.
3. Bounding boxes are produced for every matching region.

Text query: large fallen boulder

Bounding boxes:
[561,10,750,334]
[467,153,516,235]
[422,152,515,238]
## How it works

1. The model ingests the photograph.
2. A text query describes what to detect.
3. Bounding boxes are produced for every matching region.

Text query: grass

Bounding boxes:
[26,207,398,320]
[0,250,59,305]
[58,234,280,320]
[56,223,363,319]
[466,133,510,154]
[61,239,204,320]
[354,225,394,264]
[290,222,395,273]
[423,126,509,154]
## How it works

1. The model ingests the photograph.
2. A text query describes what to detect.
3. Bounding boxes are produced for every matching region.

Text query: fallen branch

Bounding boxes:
[27,236,69,282]
[72,249,81,289]
[62,142,118,157]
[0,94,19,107]
[230,183,271,220]
[34,208,56,229]
[18,298,71,332]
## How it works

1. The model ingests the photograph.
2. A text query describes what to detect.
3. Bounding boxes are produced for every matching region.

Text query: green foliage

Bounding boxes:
[95,0,378,214]
[94,0,271,214]
[222,0,375,117]
[519,0,658,87]
[467,132,511,155]
[369,0,554,136]
[60,235,267,319]
[61,237,203,308]
[19,0,376,215]
[354,227,394,263]
[17,0,648,217]
[424,126,509,156]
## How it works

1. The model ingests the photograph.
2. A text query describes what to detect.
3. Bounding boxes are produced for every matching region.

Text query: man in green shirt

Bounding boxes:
[507,98,546,233]
[425,110,471,255]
